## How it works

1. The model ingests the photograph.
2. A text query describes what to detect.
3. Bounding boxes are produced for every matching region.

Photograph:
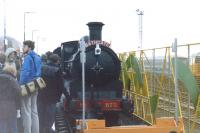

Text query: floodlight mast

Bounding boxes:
[136,9,144,49]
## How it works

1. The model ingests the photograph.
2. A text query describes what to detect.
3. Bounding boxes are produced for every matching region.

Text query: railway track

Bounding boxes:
[55,104,72,133]
[157,94,200,133]
[146,72,200,132]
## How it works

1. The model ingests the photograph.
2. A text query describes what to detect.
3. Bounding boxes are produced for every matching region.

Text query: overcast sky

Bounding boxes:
[0,0,200,54]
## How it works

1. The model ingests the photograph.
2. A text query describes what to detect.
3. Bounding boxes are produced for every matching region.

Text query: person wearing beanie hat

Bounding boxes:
[4,48,22,79]
[4,48,22,132]
[5,48,21,74]
[5,48,17,62]
[4,48,18,78]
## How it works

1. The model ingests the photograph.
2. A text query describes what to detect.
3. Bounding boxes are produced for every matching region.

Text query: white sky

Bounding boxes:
[0,0,200,54]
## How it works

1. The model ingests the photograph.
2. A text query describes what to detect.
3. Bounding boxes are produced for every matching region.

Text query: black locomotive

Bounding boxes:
[54,22,132,128]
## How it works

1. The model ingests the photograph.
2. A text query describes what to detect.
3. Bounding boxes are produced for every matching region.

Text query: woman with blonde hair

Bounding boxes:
[0,65,21,133]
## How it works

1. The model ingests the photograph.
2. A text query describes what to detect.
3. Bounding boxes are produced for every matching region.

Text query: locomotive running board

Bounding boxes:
[76,117,184,133]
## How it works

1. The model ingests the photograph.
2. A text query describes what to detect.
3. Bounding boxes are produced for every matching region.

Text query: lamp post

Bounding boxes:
[24,12,35,41]
[79,36,89,130]
[32,30,39,41]
[31,30,39,53]
[3,0,7,52]
[36,36,39,53]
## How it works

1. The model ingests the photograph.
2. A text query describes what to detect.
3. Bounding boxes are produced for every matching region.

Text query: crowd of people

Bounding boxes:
[0,40,64,133]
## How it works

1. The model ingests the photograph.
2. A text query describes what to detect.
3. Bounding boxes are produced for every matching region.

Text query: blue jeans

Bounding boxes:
[0,117,18,133]
[38,102,56,133]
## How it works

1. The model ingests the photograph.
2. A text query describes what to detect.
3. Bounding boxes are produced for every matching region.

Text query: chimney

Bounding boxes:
[87,22,104,41]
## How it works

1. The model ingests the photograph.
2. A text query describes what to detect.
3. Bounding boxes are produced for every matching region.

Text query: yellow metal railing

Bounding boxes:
[119,42,200,132]
[119,52,153,124]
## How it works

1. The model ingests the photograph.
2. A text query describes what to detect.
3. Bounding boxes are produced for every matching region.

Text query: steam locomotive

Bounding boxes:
[54,22,132,129]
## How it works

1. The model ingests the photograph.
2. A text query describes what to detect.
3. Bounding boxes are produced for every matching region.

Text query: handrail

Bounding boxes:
[119,42,200,54]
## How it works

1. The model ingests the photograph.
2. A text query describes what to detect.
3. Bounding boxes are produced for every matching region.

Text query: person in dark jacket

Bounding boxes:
[38,53,62,133]
[41,54,48,65]
[0,65,21,133]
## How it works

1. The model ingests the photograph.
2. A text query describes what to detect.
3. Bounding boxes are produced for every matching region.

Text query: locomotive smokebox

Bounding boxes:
[87,22,104,41]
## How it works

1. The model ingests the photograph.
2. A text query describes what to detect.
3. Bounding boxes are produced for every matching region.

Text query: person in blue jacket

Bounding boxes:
[19,40,41,133]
